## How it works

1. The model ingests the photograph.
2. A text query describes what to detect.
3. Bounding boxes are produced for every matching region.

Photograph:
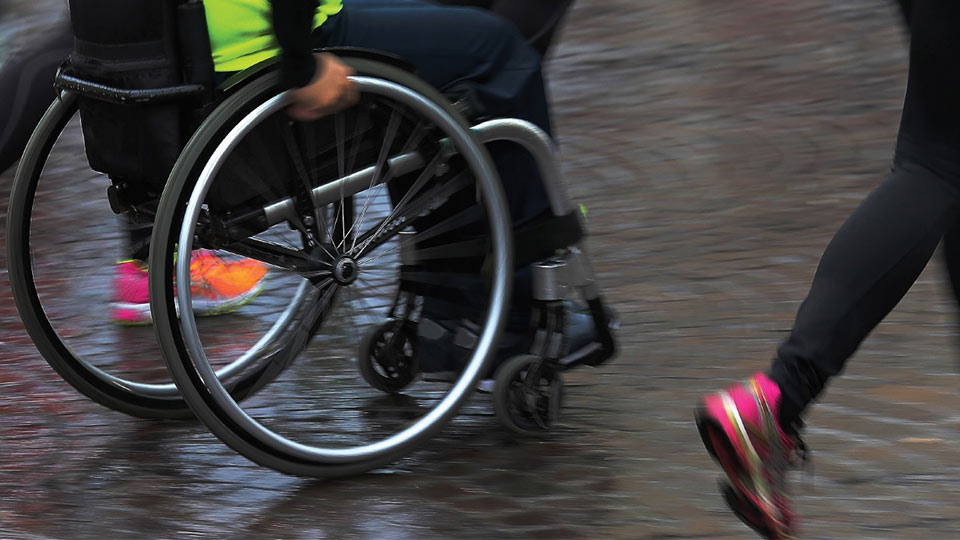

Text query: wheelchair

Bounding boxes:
[6,1,617,477]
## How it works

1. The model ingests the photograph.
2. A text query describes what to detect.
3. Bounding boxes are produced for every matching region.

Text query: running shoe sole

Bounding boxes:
[719,480,778,539]
[695,403,787,539]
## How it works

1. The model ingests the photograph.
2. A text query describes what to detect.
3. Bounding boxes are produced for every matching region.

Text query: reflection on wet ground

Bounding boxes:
[3,1,960,538]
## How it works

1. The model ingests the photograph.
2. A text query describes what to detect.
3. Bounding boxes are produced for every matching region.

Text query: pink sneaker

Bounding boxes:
[695,373,807,539]
[111,260,152,325]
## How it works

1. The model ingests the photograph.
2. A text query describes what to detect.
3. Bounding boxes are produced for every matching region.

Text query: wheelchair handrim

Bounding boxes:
[175,75,513,464]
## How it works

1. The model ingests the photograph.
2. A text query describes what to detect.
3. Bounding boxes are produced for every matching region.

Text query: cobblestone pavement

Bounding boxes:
[3,1,960,538]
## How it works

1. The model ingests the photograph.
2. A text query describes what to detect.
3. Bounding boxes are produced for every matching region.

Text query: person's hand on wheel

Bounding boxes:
[287,53,358,121]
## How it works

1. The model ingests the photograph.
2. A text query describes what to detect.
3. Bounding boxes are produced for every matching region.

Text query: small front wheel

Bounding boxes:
[358,320,420,393]
[493,354,563,435]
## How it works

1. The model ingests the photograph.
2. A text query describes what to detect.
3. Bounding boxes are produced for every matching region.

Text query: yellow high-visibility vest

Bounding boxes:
[204,0,343,72]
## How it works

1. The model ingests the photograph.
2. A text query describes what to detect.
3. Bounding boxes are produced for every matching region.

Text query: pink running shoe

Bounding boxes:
[695,373,807,539]
[111,260,152,325]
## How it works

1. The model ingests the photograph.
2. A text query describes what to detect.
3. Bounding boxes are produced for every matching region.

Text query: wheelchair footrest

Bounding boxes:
[560,298,617,369]
[514,210,584,268]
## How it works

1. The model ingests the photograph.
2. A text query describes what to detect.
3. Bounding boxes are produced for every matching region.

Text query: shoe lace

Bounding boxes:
[753,385,813,518]
[777,419,814,513]
[790,426,814,493]
[784,417,810,466]
[793,435,810,465]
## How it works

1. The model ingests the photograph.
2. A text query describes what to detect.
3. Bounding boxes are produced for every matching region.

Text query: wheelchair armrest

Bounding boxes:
[55,71,206,105]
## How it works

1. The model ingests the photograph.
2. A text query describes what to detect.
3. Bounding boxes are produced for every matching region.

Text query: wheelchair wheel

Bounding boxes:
[358,319,420,394]
[493,354,564,435]
[150,57,514,477]
[6,93,198,418]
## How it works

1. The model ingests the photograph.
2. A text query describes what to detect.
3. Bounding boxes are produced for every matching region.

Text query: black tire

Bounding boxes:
[150,56,514,477]
[6,93,193,418]
[358,320,420,393]
[493,354,563,435]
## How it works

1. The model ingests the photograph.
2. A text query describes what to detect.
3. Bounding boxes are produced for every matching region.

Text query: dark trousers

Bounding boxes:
[320,1,556,325]
[770,0,960,419]
[0,19,73,173]
[433,0,574,55]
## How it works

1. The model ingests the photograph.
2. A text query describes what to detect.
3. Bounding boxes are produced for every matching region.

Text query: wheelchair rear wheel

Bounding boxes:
[150,57,514,477]
[6,93,199,418]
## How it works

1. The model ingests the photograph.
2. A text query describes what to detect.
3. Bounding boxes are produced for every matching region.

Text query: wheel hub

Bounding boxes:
[333,257,360,285]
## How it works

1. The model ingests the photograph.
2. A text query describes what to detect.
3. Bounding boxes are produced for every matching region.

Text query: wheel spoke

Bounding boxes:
[354,150,444,257]
[350,108,401,253]
[351,171,475,261]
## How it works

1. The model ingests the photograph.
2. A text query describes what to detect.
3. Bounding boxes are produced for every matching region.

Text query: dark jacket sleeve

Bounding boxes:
[271,0,322,89]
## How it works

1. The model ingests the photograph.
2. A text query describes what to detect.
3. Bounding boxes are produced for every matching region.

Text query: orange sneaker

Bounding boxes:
[188,249,268,316]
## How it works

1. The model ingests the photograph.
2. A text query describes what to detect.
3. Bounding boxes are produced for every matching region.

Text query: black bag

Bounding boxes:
[65,0,188,188]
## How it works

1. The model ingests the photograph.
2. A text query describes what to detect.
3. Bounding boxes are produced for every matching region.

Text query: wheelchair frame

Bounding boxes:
[7,2,616,477]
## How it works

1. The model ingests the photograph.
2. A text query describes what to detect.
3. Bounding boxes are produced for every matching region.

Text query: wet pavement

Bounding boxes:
[3,1,960,538]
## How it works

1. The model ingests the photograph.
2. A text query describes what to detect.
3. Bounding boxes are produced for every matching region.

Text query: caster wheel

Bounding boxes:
[493,354,564,435]
[359,320,420,393]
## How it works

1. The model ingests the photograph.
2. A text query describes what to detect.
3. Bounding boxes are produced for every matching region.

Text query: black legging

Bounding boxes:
[770,0,960,423]
[0,17,156,258]
[0,18,72,173]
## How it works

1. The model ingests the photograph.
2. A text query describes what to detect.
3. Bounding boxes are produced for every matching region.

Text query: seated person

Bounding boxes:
[0,0,572,174]
[21,1,593,362]
[1,1,569,328]
[209,0,597,375]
